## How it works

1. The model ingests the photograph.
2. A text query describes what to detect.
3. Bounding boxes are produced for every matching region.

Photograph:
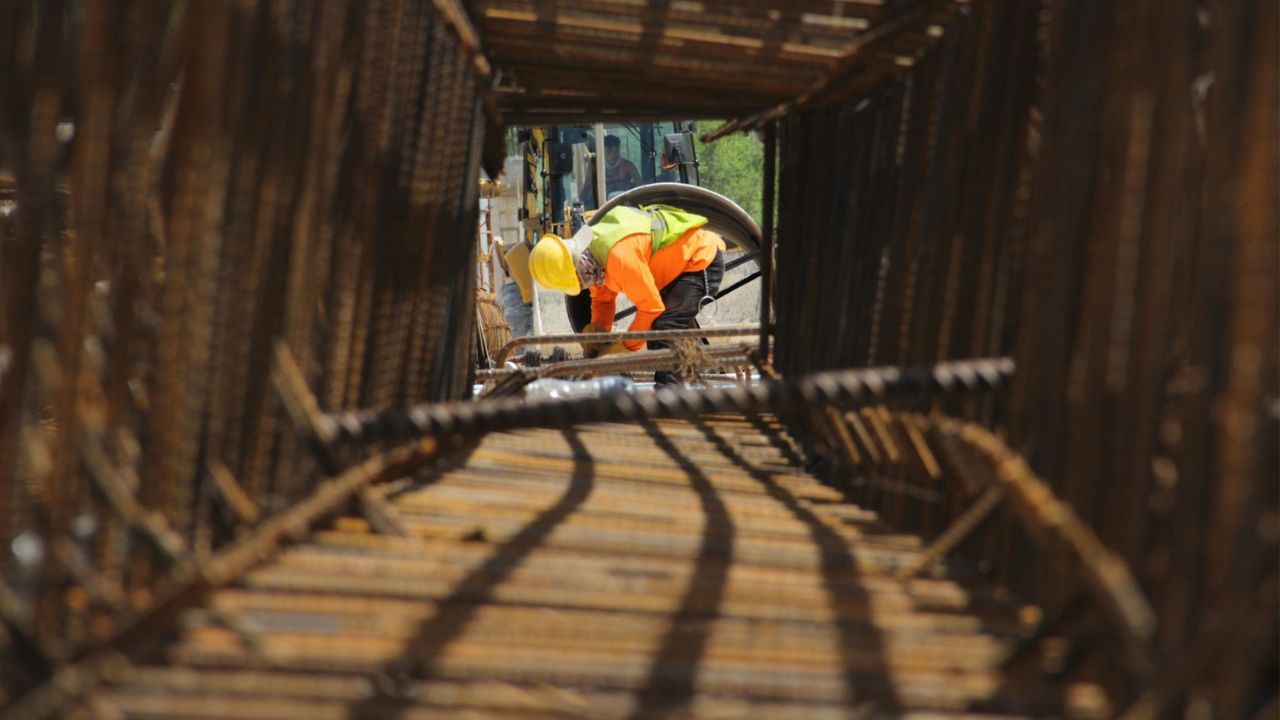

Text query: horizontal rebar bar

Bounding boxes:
[316,357,1015,446]
[494,324,761,364]
[477,343,753,381]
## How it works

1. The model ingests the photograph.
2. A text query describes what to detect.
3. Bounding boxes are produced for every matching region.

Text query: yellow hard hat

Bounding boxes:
[529,233,581,295]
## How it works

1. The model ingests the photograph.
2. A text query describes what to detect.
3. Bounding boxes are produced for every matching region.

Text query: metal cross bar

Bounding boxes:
[312,357,1014,446]
[702,0,956,141]
[494,324,761,364]
[759,121,777,358]
[477,343,753,380]
[895,484,1007,580]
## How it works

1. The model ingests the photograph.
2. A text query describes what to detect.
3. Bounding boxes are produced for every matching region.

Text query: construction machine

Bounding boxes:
[481,121,762,361]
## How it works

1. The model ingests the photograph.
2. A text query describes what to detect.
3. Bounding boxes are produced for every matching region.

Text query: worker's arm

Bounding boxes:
[589,284,617,331]
[623,160,642,188]
[607,242,665,351]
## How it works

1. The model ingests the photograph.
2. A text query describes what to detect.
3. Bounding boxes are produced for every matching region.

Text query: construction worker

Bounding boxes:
[529,205,725,387]
[579,135,642,207]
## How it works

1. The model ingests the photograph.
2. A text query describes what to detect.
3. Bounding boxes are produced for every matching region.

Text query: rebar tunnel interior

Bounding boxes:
[0,1,1275,718]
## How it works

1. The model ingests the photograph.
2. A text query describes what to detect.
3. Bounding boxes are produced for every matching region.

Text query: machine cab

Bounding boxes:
[544,122,700,218]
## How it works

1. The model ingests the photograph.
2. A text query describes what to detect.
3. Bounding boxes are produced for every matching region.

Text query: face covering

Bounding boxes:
[574,249,605,289]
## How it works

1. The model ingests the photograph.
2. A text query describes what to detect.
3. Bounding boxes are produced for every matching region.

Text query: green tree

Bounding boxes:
[693,125,763,223]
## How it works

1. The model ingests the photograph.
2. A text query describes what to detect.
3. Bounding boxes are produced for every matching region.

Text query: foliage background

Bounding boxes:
[693,125,764,224]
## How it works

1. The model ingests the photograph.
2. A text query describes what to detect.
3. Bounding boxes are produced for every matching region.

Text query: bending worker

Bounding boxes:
[529,204,725,387]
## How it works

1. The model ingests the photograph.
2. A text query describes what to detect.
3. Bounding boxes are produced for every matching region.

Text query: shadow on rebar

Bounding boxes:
[705,416,902,712]
[344,429,596,719]
[627,420,735,718]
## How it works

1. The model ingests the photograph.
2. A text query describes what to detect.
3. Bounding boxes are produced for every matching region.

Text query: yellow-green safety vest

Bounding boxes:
[587,205,708,267]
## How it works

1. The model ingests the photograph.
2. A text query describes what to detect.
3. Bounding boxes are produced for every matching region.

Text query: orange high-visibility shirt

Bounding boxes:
[590,227,726,351]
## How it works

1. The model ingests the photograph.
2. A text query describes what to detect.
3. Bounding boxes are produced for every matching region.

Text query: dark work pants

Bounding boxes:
[650,250,725,387]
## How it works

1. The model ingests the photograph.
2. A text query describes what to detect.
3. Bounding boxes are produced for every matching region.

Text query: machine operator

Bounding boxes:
[579,134,642,207]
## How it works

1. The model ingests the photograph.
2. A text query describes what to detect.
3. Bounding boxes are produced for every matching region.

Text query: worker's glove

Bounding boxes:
[596,340,630,357]
[579,322,610,359]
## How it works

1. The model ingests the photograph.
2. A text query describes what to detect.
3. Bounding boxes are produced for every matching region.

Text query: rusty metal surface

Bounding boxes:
[769,0,1039,382]
[476,342,754,380]
[312,357,1015,447]
[0,0,1275,717]
[44,417,1108,719]
[493,324,761,365]
[1004,2,1279,713]
[469,0,960,124]
[0,0,491,705]
[473,343,757,401]
[757,0,1278,713]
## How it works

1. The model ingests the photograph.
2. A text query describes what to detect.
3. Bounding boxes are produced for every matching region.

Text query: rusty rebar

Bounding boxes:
[312,357,1014,446]
[476,343,753,381]
[493,324,761,365]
